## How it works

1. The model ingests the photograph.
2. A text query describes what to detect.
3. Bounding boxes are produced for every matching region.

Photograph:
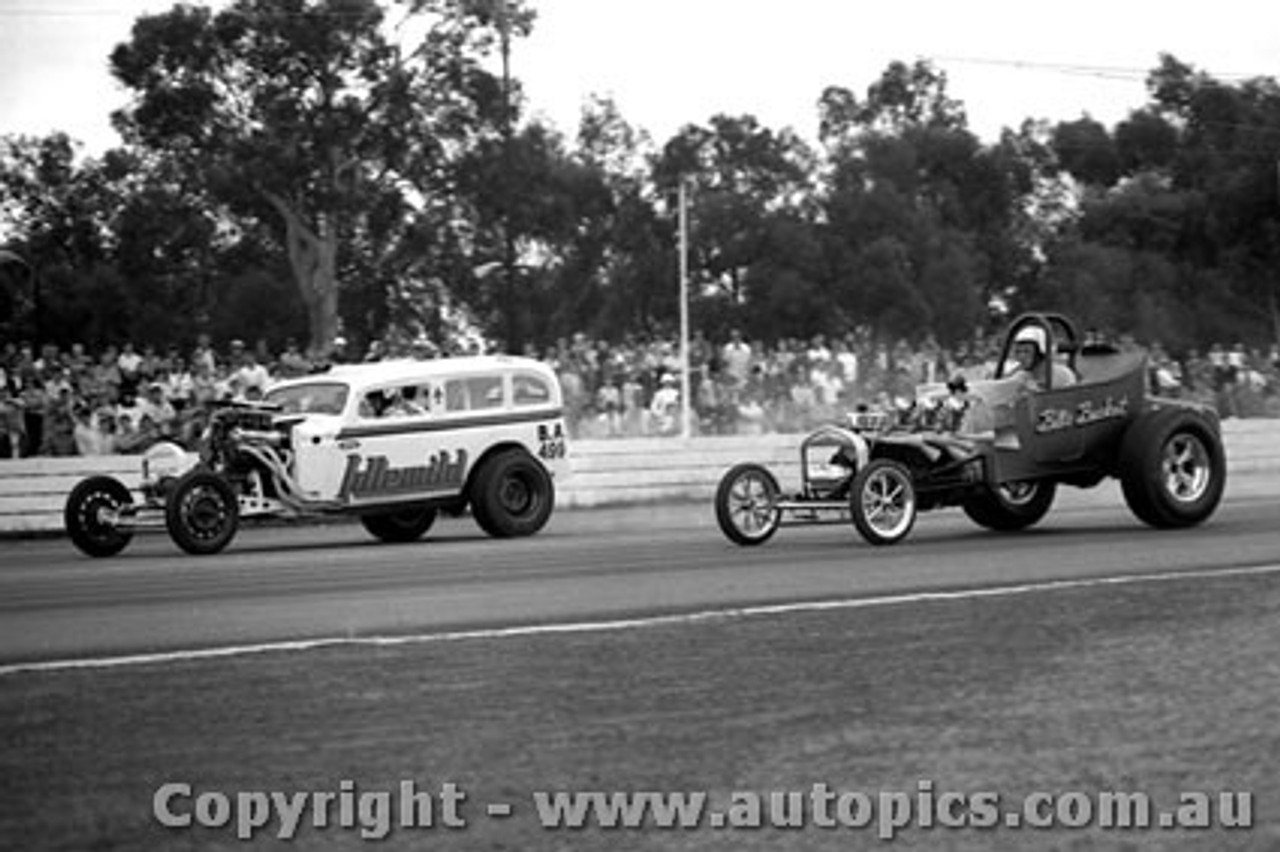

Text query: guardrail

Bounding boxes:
[2,420,1277,535]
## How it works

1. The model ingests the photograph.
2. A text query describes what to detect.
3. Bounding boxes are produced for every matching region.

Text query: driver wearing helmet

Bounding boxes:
[1009,326,1077,390]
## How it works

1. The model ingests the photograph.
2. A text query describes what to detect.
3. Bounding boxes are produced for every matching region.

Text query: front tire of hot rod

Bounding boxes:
[849,459,917,546]
[469,449,555,538]
[715,463,782,546]
[1119,409,1225,529]
[65,475,135,558]
[165,470,240,555]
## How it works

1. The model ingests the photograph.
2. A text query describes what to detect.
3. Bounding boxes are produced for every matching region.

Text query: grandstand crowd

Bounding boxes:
[1,329,1278,457]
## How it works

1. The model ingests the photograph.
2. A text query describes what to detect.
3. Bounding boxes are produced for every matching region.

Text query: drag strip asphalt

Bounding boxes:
[2,475,1278,666]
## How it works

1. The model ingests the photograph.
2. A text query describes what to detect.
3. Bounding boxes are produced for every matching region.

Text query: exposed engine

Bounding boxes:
[199,402,294,499]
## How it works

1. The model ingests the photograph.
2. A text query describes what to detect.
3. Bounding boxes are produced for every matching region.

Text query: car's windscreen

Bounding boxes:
[264,381,349,415]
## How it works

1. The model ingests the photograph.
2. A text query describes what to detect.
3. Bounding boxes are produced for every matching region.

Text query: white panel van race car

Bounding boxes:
[64,356,570,557]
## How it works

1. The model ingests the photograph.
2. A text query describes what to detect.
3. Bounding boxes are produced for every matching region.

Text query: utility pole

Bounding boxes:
[678,177,692,439]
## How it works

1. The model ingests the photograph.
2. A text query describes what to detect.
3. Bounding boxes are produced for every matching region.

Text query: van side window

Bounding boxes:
[442,376,504,412]
[385,383,430,418]
[443,380,468,412]
[512,373,551,406]
[358,389,388,419]
[358,383,431,420]
[467,376,504,410]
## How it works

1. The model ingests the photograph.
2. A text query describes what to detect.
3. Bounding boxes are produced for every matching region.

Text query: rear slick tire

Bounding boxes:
[1119,409,1225,529]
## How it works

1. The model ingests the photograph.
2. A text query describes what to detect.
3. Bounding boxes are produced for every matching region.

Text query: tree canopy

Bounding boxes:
[3,10,1279,359]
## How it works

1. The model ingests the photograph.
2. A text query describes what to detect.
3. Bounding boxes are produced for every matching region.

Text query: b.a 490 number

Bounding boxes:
[536,422,567,460]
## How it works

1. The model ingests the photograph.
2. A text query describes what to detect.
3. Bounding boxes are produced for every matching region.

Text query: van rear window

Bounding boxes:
[512,373,552,406]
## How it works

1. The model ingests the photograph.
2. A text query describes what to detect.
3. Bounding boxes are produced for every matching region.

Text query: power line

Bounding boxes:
[931,55,1268,84]
[0,4,365,17]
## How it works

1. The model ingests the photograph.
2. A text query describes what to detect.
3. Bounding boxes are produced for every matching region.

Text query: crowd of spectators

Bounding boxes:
[1,328,1278,458]
[544,330,1280,440]
[0,335,309,459]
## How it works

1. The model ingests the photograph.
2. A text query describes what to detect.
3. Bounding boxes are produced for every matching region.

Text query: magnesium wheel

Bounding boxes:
[962,480,1056,531]
[361,507,438,543]
[714,463,782,546]
[469,449,555,538]
[64,475,135,558]
[849,459,917,546]
[1119,409,1225,528]
[165,470,239,555]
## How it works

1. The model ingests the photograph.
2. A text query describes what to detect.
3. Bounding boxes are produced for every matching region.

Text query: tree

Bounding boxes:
[816,61,1014,346]
[1046,55,1280,345]
[853,60,967,135]
[0,133,125,345]
[741,213,830,341]
[110,0,521,356]
[457,120,616,345]
[576,94,652,188]
[651,114,816,321]
[1051,116,1120,187]
[571,95,672,338]
[1114,108,1179,174]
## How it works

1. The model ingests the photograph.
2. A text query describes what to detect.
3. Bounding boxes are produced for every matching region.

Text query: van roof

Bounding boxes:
[270,355,556,392]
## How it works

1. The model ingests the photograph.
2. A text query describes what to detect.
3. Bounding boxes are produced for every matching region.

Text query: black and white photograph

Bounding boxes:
[3,0,1280,848]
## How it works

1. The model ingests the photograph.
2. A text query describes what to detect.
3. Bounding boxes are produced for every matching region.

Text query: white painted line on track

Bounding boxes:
[4,562,1280,677]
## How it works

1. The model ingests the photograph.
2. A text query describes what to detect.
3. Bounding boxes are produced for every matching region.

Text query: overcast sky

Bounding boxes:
[3,0,1279,157]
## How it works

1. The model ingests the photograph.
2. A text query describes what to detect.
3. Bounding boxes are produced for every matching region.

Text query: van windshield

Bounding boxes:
[264,381,349,415]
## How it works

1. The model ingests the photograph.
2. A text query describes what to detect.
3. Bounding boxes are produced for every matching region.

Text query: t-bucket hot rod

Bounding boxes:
[715,313,1227,546]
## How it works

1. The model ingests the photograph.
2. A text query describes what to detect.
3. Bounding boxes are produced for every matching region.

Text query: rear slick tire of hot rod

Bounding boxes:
[1119,409,1225,529]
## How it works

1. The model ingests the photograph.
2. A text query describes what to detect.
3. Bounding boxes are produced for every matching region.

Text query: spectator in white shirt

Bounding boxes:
[114,388,146,430]
[117,341,143,392]
[835,339,859,388]
[192,333,217,376]
[805,333,832,367]
[74,405,114,456]
[233,352,271,396]
[137,382,177,434]
[649,373,681,435]
[162,356,195,410]
[721,329,753,388]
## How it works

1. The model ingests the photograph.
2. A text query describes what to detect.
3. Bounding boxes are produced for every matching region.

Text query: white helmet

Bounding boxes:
[1013,326,1047,354]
